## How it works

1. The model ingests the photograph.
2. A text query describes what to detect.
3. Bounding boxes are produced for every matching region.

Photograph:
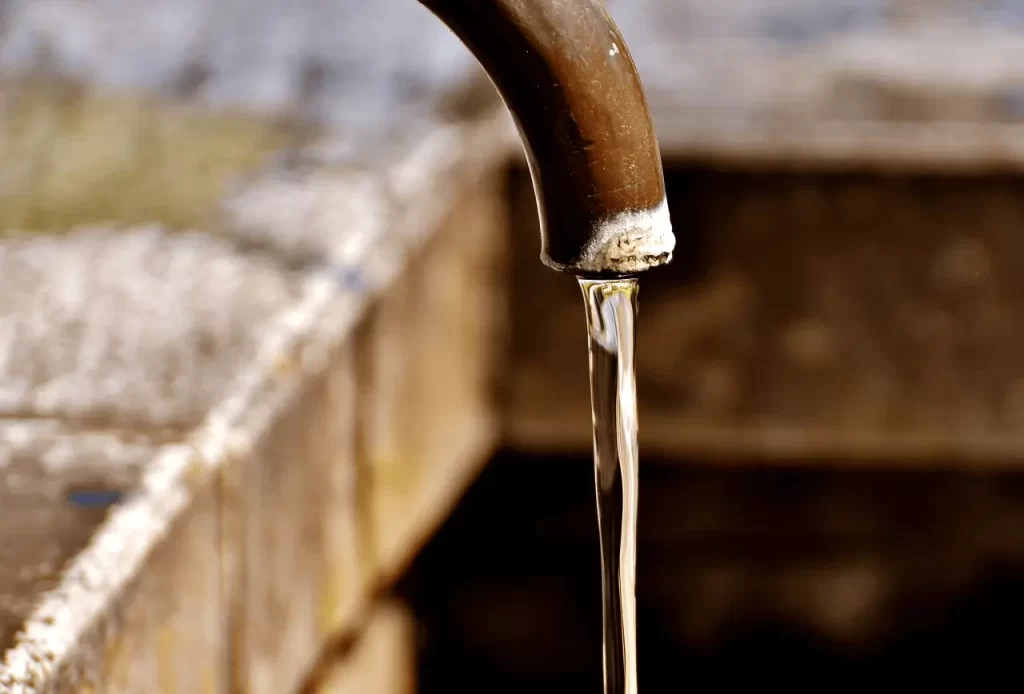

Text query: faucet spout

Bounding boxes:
[418,0,674,277]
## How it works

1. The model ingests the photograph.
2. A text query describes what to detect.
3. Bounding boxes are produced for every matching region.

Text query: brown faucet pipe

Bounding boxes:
[418,0,674,277]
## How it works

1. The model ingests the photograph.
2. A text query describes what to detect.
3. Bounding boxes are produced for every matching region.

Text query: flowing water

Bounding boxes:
[579,277,640,694]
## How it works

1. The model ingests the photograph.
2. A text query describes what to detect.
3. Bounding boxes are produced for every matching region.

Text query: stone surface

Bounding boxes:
[0,102,511,692]
[358,172,507,583]
[63,460,226,694]
[1,444,226,693]
[0,224,305,430]
[219,114,512,269]
[307,602,415,694]
[221,134,506,694]
[0,0,506,690]
[0,422,158,657]
[226,338,364,694]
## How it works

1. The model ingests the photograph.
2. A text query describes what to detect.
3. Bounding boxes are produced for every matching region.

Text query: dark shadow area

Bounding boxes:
[398,450,1024,692]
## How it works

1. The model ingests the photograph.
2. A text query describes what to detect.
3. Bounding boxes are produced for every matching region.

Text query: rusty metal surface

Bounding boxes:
[504,165,1024,463]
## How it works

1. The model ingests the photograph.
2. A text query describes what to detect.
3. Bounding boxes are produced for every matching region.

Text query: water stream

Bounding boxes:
[579,277,640,694]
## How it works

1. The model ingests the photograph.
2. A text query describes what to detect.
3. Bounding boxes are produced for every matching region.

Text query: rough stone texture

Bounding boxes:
[222,143,506,694]
[0,105,510,692]
[307,602,415,694]
[0,225,305,430]
[358,173,507,584]
[226,340,363,694]
[61,462,225,694]
[503,165,1024,464]
[219,113,513,267]
[0,422,157,657]
[0,444,227,693]
[0,0,505,690]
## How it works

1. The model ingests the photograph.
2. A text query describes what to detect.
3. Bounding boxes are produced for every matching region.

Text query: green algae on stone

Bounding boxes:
[0,81,306,235]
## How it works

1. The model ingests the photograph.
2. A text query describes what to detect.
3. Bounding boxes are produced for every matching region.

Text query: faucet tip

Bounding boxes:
[419,0,675,277]
[543,198,674,276]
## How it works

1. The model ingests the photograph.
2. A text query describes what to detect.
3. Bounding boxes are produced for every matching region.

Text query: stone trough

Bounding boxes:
[0,56,514,694]
[6,0,1024,691]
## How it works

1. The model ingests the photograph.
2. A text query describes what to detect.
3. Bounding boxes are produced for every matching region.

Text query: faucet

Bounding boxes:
[418,0,675,277]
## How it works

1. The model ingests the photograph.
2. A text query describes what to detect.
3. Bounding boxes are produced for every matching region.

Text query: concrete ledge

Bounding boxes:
[0,422,159,658]
[0,98,514,692]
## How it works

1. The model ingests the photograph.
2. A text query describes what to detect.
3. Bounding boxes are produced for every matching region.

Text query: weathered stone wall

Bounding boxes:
[0,91,511,690]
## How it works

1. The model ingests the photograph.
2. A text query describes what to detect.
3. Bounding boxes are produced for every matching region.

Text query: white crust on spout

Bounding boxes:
[548,198,675,275]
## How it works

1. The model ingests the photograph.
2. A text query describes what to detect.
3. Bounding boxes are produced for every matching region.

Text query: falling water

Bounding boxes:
[579,277,640,694]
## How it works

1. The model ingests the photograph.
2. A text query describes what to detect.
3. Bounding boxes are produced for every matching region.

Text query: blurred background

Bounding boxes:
[4,0,1024,691]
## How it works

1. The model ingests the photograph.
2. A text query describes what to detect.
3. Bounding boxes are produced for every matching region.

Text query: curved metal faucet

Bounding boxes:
[419,0,674,277]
